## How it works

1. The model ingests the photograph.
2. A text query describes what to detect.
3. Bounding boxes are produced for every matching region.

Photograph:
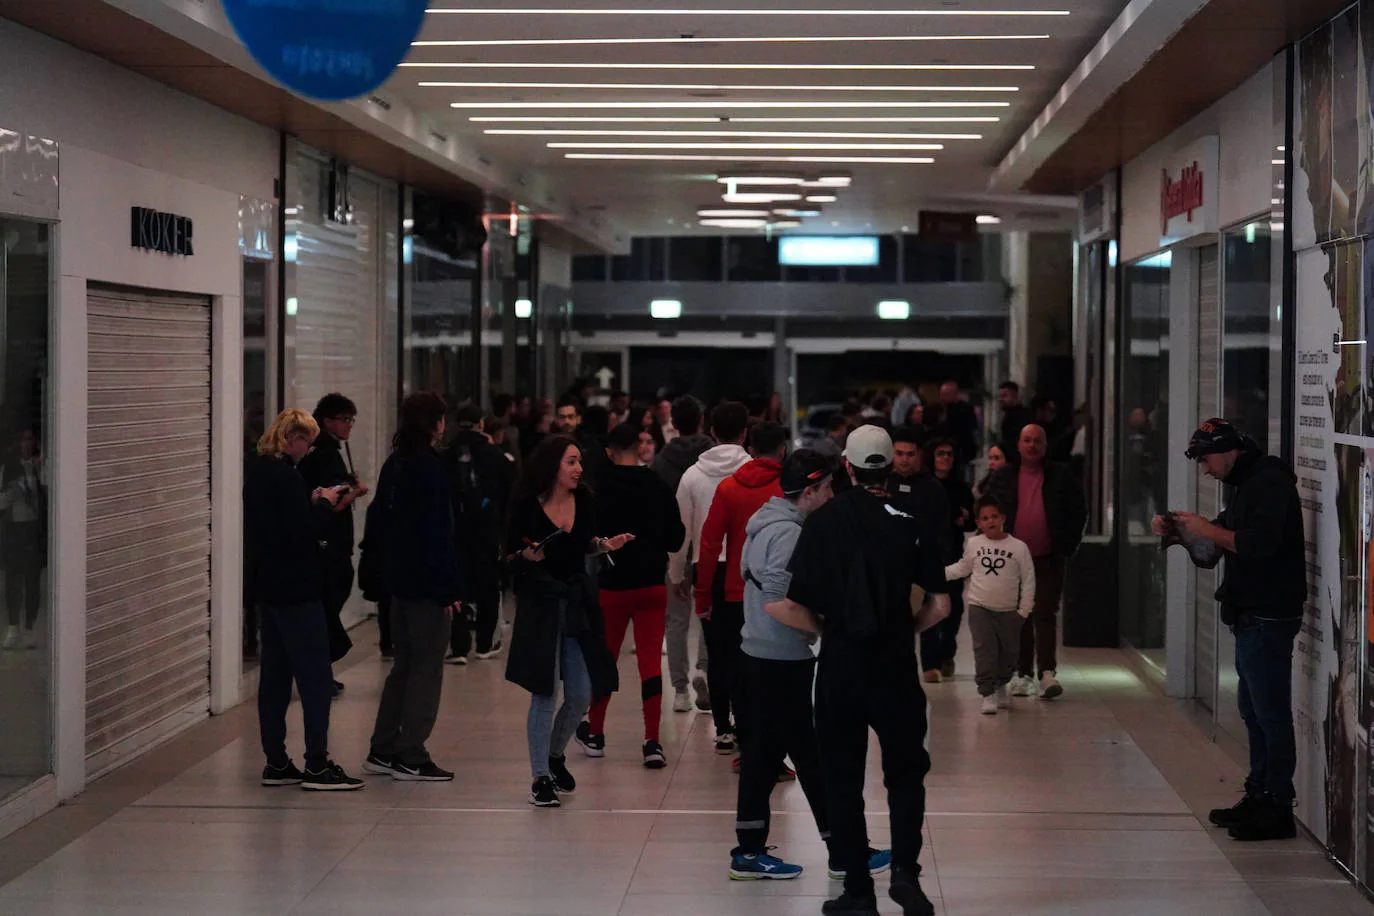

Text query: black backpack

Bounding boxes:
[357,456,396,602]
[450,443,490,519]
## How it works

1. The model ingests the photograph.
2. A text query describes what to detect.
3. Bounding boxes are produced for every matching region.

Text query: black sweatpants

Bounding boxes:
[815,643,931,898]
[736,654,831,855]
[451,543,501,657]
[257,602,334,771]
[701,565,744,737]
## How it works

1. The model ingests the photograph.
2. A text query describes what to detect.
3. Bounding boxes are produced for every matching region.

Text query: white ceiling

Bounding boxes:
[378,0,1127,237]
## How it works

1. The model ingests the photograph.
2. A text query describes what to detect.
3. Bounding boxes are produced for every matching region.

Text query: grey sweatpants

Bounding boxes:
[666,571,709,691]
[967,604,1026,697]
[369,598,448,764]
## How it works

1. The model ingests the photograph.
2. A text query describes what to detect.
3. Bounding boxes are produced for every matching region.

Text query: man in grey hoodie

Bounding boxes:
[729,449,869,880]
[651,395,715,711]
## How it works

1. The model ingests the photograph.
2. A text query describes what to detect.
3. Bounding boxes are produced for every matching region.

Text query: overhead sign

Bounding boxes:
[131,207,194,256]
[917,210,980,243]
[778,236,879,267]
[1159,136,1219,246]
[221,0,430,101]
[1078,171,1116,243]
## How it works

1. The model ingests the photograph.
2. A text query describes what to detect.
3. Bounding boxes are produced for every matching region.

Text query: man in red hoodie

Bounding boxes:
[696,422,787,756]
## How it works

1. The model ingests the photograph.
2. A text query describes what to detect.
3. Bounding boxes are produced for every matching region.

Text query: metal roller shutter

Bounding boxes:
[86,284,212,774]
[1194,245,1220,710]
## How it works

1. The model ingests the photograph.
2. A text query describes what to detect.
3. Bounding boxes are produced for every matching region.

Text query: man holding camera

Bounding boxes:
[1152,418,1305,842]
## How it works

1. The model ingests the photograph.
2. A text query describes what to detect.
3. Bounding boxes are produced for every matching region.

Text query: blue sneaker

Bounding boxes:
[729,847,804,881]
[828,848,893,880]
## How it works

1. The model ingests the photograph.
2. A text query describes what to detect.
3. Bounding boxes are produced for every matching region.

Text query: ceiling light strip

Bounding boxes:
[402,62,1035,71]
[420,81,1019,92]
[566,154,934,163]
[487,129,981,139]
[549,142,943,150]
[414,34,1052,47]
[470,116,1002,123]
[452,101,1011,109]
[427,7,1070,15]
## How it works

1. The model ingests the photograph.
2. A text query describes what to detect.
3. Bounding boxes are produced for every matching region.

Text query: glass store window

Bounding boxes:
[1222,223,1275,449]
[0,216,52,794]
[1118,252,1172,655]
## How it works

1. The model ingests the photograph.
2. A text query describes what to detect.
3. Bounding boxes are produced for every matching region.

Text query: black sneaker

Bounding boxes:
[1228,795,1297,842]
[300,762,364,791]
[642,740,667,769]
[261,761,304,786]
[530,775,561,807]
[714,730,737,755]
[362,753,398,776]
[575,721,606,758]
[889,866,936,916]
[549,754,577,794]
[821,891,880,915]
[392,760,454,782]
[1209,792,1260,829]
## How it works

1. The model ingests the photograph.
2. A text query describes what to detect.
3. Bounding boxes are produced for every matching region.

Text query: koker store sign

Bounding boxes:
[1158,136,1218,246]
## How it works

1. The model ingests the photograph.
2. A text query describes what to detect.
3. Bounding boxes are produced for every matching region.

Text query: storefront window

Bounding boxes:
[1119,252,1171,654]
[1222,223,1274,449]
[0,216,52,793]
[408,233,477,409]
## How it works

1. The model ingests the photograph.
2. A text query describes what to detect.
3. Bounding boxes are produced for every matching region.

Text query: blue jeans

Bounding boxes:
[258,603,334,771]
[1233,615,1301,802]
[527,635,593,779]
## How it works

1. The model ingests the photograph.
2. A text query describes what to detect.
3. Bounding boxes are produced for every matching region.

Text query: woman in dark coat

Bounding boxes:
[505,435,632,807]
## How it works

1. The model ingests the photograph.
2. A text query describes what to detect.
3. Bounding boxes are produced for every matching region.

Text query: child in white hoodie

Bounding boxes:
[945,496,1036,716]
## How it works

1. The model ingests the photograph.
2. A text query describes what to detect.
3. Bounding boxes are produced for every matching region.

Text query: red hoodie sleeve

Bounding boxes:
[695,481,730,615]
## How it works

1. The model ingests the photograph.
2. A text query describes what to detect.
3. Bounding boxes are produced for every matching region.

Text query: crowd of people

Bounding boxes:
[240,375,1102,915]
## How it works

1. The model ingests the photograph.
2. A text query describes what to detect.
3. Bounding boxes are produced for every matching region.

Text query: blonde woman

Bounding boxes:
[245,408,363,791]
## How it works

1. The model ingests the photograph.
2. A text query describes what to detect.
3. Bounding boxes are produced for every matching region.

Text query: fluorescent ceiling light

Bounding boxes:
[877,300,911,320]
[404,62,1035,71]
[802,176,851,187]
[698,209,773,218]
[723,192,804,203]
[427,8,1070,15]
[421,81,1018,92]
[650,298,684,318]
[976,214,1001,224]
[553,142,943,150]
[514,298,533,318]
[773,208,822,217]
[805,195,838,203]
[569,154,932,163]
[699,218,770,229]
[453,101,1009,109]
[417,35,1051,48]
[488,129,980,139]
[717,172,803,185]
[470,116,1001,123]
[771,219,803,228]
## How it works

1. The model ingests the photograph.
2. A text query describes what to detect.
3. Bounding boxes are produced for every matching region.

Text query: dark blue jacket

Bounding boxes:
[377,449,465,606]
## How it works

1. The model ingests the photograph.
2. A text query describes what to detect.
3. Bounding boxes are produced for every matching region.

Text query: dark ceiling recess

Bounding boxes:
[0,0,491,208]
[1024,0,1354,195]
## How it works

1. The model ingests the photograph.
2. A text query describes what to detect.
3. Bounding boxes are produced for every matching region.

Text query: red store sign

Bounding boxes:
[1160,161,1204,235]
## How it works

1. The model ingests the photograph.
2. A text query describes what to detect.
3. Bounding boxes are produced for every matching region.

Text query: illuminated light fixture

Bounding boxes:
[568,154,933,163]
[421,81,1019,92]
[1245,223,1258,244]
[877,300,911,320]
[806,195,838,203]
[722,192,804,203]
[717,172,803,185]
[486,129,980,140]
[404,61,1035,71]
[514,298,533,318]
[976,214,1001,224]
[650,298,685,318]
[698,208,773,218]
[286,297,300,316]
[450,102,1012,109]
[470,116,1001,123]
[1136,251,1172,269]
[699,218,772,229]
[1271,159,1285,165]
[770,220,803,229]
[803,175,851,187]
[773,208,822,217]
[416,34,1052,48]
[551,142,944,150]
[426,8,1071,16]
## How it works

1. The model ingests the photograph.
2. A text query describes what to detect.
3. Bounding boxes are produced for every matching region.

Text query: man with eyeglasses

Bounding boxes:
[300,393,369,692]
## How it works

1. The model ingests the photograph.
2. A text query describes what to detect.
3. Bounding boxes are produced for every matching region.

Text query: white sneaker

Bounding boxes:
[1039,670,1063,700]
[672,690,692,713]
[980,695,998,716]
[995,684,1011,709]
[2,626,18,650]
[1009,675,1033,697]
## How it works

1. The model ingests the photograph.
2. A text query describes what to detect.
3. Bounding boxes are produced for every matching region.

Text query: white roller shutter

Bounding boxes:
[1194,245,1220,711]
[86,285,212,774]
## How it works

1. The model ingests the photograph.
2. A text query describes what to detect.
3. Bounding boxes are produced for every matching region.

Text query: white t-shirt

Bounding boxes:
[945,533,1036,616]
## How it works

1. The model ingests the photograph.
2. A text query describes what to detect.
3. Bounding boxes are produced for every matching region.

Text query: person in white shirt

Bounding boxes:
[945,496,1036,716]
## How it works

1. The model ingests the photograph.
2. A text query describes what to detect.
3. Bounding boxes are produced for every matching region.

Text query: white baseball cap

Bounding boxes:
[844,424,894,470]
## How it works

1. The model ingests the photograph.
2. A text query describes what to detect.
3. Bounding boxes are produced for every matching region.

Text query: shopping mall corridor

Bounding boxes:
[0,629,1367,916]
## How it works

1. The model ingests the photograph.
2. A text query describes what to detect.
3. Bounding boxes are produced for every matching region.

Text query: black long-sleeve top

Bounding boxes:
[594,463,686,590]
[244,454,330,606]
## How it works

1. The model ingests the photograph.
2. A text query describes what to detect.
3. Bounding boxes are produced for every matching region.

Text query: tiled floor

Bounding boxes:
[0,628,1368,915]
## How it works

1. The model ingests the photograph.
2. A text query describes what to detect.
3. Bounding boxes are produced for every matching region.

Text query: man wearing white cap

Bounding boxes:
[773,424,947,916]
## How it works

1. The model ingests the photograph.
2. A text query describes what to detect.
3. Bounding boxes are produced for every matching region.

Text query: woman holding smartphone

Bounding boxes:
[505,435,632,807]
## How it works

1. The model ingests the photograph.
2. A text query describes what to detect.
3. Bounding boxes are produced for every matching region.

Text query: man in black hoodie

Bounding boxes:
[443,406,517,665]
[651,395,714,712]
[1157,419,1305,842]
[577,422,686,768]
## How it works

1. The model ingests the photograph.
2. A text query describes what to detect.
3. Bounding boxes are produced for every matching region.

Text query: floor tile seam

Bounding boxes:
[285,809,391,914]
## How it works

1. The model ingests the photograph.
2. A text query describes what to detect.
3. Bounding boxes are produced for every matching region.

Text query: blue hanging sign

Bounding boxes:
[221,0,430,102]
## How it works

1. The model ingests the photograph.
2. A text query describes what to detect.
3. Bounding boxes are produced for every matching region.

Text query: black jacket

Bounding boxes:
[443,428,517,549]
[986,461,1087,558]
[505,565,620,699]
[935,473,976,564]
[652,434,714,492]
[244,454,330,606]
[595,463,686,590]
[887,470,952,590]
[1214,450,1306,623]
[377,449,465,606]
[1000,406,1033,452]
[297,431,356,555]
